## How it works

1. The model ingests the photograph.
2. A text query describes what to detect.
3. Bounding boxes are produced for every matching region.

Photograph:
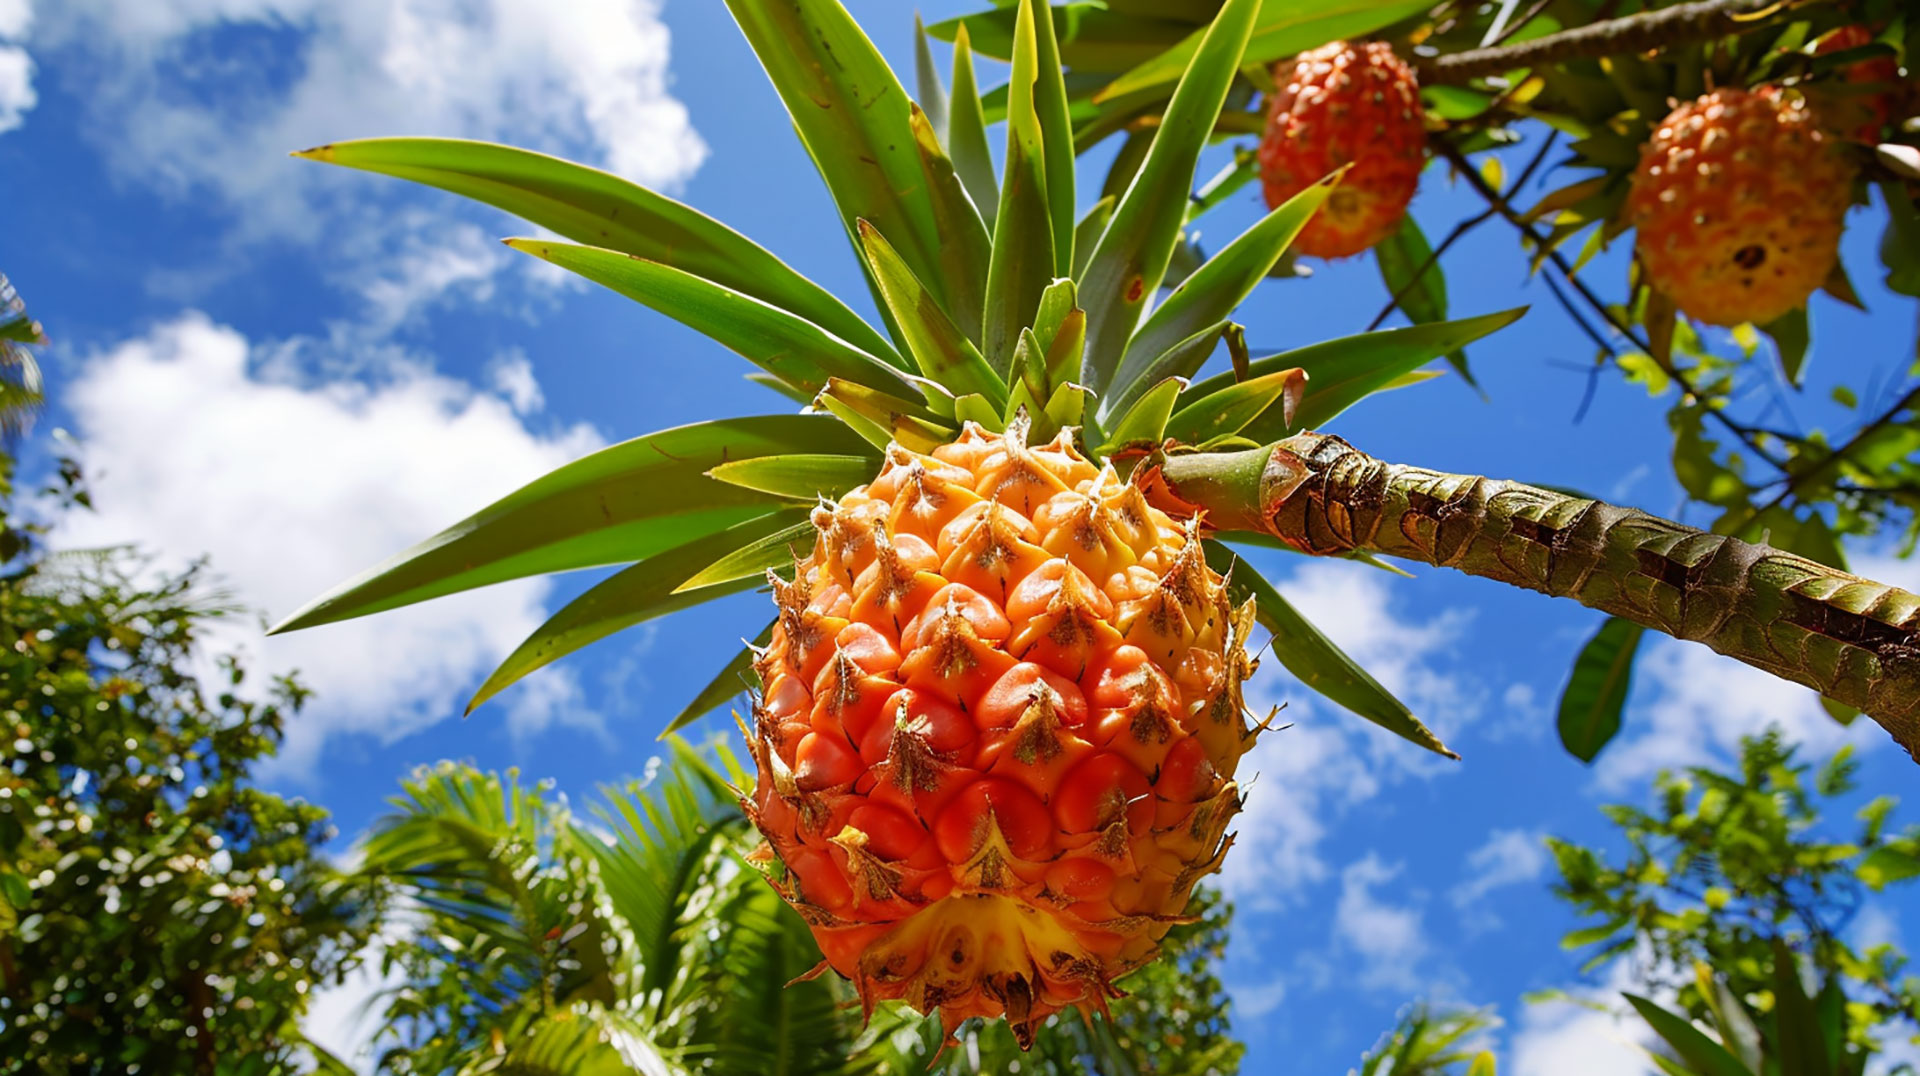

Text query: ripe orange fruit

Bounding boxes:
[1627,87,1852,327]
[743,422,1257,1046]
[1812,25,1902,142]
[1258,41,1426,259]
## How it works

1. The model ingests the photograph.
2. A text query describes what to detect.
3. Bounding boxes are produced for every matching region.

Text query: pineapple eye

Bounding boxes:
[1732,245,1767,271]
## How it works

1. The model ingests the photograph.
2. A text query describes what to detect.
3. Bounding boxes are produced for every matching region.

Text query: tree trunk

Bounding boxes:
[1142,433,1920,761]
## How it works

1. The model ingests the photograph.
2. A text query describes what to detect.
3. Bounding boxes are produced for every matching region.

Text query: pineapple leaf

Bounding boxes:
[706,455,876,502]
[817,380,953,453]
[1029,0,1077,280]
[925,5,1204,73]
[1071,196,1116,279]
[504,239,919,401]
[952,393,1005,433]
[270,415,868,633]
[468,509,811,713]
[947,24,1001,229]
[1108,320,1235,417]
[1098,376,1185,454]
[857,222,1008,407]
[1108,167,1342,414]
[1095,0,1432,104]
[913,16,950,145]
[726,0,988,344]
[661,622,773,737]
[745,371,815,407]
[1622,995,1753,1076]
[675,519,820,593]
[816,395,896,453]
[1184,308,1527,443]
[985,0,1059,376]
[1164,365,1303,444]
[290,137,903,368]
[1205,541,1457,759]
[1078,0,1260,395]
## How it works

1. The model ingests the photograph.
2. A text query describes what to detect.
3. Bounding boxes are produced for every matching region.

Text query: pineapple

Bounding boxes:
[274,0,1920,1049]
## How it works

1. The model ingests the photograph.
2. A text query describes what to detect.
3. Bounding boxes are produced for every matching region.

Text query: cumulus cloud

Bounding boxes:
[1333,854,1430,995]
[1450,828,1549,931]
[51,313,604,775]
[1220,559,1479,907]
[1508,964,1655,1076]
[27,0,705,323]
[0,0,31,134]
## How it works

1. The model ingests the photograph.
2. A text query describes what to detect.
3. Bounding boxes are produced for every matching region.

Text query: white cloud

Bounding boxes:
[1220,560,1478,907]
[1333,854,1430,994]
[28,0,705,323]
[51,313,605,775]
[486,348,543,416]
[1509,964,1655,1076]
[1450,828,1549,931]
[0,0,31,135]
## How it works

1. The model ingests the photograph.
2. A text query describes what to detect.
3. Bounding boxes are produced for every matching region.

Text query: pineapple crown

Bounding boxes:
[272,0,1514,754]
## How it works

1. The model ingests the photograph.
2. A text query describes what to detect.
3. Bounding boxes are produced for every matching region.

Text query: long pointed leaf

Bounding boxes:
[706,455,874,502]
[663,621,774,737]
[1557,617,1645,763]
[726,0,988,340]
[1079,0,1260,393]
[468,510,809,712]
[1098,376,1186,454]
[948,24,1001,227]
[1206,542,1456,758]
[985,0,1058,376]
[506,239,919,399]
[857,222,1007,406]
[292,137,902,367]
[1622,995,1753,1076]
[1030,0,1077,278]
[1112,170,1340,408]
[1165,367,1304,443]
[913,16,950,144]
[273,415,869,632]
[676,519,819,593]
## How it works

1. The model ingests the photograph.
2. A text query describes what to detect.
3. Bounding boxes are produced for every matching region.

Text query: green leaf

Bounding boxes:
[927,5,1209,72]
[1096,0,1430,103]
[1560,919,1628,949]
[291,137,902,367]
[913,16,950,144]
[662,622,773,736]
[1557,617,1646,763]
[856,222,1007,405]
[1184,309,1526,443]
[985,0,1060,375]
[505,239,918,400]
[1770,942,1832,1076]
[1376,214,1478,386]
[469,510,808,712]
[1073,196,1117,278]
[1080,0,1260,394]
[1112,320,1233,416]
[1098,376,1186,453]
[1109,169,1338,414]
[1165,366,1304,444]
[1205,542,1456,758]
[726,0,989,333]
[948,24,1000,228]
[1622,994,1754,1076]
[1857,846,1920,890]
[675,519,820,593]
[1762,306,1810,386]
[1029,0,1077,280]
[1467,1053,1496,1076]
[1880,181,1920,297]
[706,455,875,501]
[273,416,868,633]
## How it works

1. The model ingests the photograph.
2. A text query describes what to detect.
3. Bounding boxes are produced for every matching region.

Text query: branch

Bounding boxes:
[1417,0,1785,86]
[1145,435,1920,760]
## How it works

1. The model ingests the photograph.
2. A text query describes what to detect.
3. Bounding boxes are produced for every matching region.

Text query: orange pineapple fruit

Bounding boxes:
[744,419,1256,1047]
[1628,87,1852,327]
[1258,40,1426,259]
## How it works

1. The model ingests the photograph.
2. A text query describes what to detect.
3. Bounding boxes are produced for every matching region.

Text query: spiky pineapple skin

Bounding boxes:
[1258,40,1425,259]
[1812,25,1902,142]
[1628,87,1852,328]
[742,423,1256,1047]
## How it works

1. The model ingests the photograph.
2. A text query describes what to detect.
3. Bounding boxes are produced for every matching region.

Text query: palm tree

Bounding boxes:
[0,271,44,440]
[355,740,1242,1075]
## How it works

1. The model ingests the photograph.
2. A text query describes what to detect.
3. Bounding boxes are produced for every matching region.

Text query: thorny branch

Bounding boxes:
[1414,0,1796,85]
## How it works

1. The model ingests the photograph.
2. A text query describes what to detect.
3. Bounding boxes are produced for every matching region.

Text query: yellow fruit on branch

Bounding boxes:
[1628,87,1852,327]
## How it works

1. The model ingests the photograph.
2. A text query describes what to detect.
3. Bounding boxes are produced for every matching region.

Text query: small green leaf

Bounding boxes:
[505,239,917,400]
[1376,214,1479,386]
[272,415,869,632]
[1771,941,1832,1076]
[1467,1053,1496,1076]
[1561,919,1627,949]
[1762,306,1811,386]
[1080,0,1261,393]
[948,24,1000,227]
[1857,846,1920,890]
[913,16,950,144]
[1164,366,1304,444]
[675,519,820,592]
[291,137,901,366]
[1558,617,1646,763]
[706,455,875,501]
[1206,543,1455,759]
[468,510,809,712]
[662,622,773,737]
[1098,377,1186,453]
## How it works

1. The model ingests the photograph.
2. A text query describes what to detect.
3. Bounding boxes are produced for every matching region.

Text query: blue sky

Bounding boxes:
[3,1,1917,1071]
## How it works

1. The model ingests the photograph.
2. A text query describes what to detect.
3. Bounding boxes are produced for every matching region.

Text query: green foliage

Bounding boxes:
[366,745,1245,1076]
[0,450,376,1073]
[1549,732,1920,1070]
[1352,1003,1500,1076]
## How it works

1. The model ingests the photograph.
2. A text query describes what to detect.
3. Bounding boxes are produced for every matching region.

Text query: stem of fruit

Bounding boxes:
[1417,0,1785,85]
[1144,434,1920,760]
